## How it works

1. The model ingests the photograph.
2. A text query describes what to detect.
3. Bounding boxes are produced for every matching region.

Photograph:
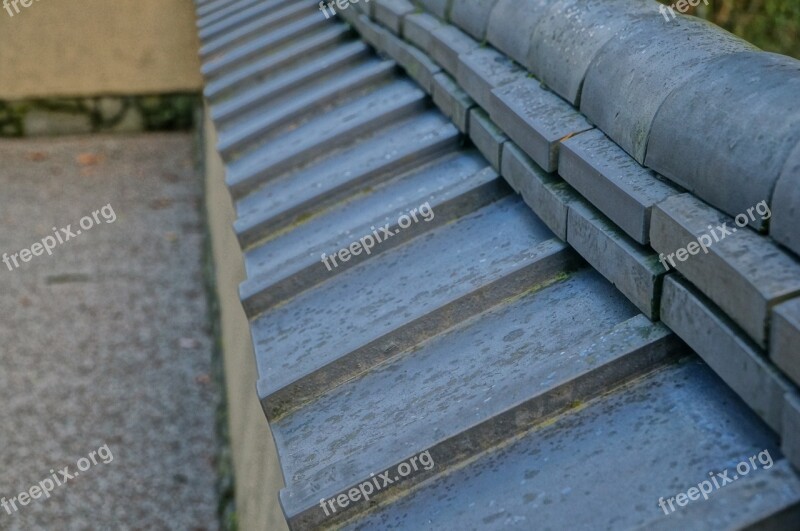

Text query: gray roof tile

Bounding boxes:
[455,46,524,110]
[486,0,554,65]
[651,194,800,347]
[449,0,501,41]
[502,142,579,241]
[254,196,580,420]
[489,76,593,172]
[234,112,460,248]
[646,52,800,231]
[661,276,795,433]
[240,155,503,316]
[581,15,756,164]
[195,1,800,526]
[526,0,653,105]
[202,13,331,78]
[279,281,677,528]
[217,58,396,158]
[771,299,800,387]
[567,200,666,319]
[226,79,426,197]
[346,357,790,530]
[204,24,352,100]
[210,40,372,124]
[559,128,682,244]
[772,138,800,257]
[200,1,311,57]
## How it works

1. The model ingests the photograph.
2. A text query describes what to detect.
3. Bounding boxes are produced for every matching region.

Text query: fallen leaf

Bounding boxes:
[179,337,199,349]
[76,153,103,166]
[149,198,173,210]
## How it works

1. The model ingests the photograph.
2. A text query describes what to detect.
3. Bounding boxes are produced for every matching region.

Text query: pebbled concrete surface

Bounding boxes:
[0,133,219,530]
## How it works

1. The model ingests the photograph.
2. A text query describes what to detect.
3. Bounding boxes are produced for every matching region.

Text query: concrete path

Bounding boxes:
[0,133,220,530]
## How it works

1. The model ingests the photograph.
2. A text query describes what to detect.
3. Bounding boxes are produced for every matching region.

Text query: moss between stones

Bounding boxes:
[0,93,200,137]
[198,117,238,531]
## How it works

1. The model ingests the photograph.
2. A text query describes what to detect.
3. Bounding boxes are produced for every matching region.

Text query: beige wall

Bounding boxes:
[204,108,289,531]
[0,0,203,99]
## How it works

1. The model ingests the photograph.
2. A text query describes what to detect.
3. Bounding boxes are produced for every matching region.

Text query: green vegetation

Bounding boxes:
[0,93,199,137]
[659,0,800,58]
[710,0,800,58]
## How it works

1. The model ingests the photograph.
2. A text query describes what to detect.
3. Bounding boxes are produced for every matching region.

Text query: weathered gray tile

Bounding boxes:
[336,0,361,24]
[661,275,795,433]
[526,0,653,105]
[486,0,553,65]
[402,12,442,52]
[353,13,391,50]
[198,3,800,528]
[641,459,800,530]
[278,271,678,527]
[429,24,480,76]
[772,139,800,258]
[783,392,800,473]
[415,0,449,19]
[203,25,351,100]
[455,46,524,109]
[198,0,268,28]
[568,201,665,318]
[196,0,240,21]
[344,358,789,530]
[202,14,330,78]
[651,194,800,347]
[501,142,579,241]
[469,108,508,171]
[381,31,442,93]
[234,112,459,246]
[198,0,300,41]
[559,128,682,244]
[351,0,373,16]
[449,0,500,40]
[581,16,756,163]
[373,0,415,34]
[771,298,800,388]
[211,40,372,124]
[489,77,593,172]
[431,72,474,133]
[199,1,310,58]
[217,59,396,158]
[253,196,580,420]
[646,52,800,230]
[241,156,507,316]
[226,79,427,198]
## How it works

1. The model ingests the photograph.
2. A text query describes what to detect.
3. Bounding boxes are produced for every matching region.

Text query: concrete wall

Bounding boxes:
[0,0,202,100]
[204,109,288,531]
